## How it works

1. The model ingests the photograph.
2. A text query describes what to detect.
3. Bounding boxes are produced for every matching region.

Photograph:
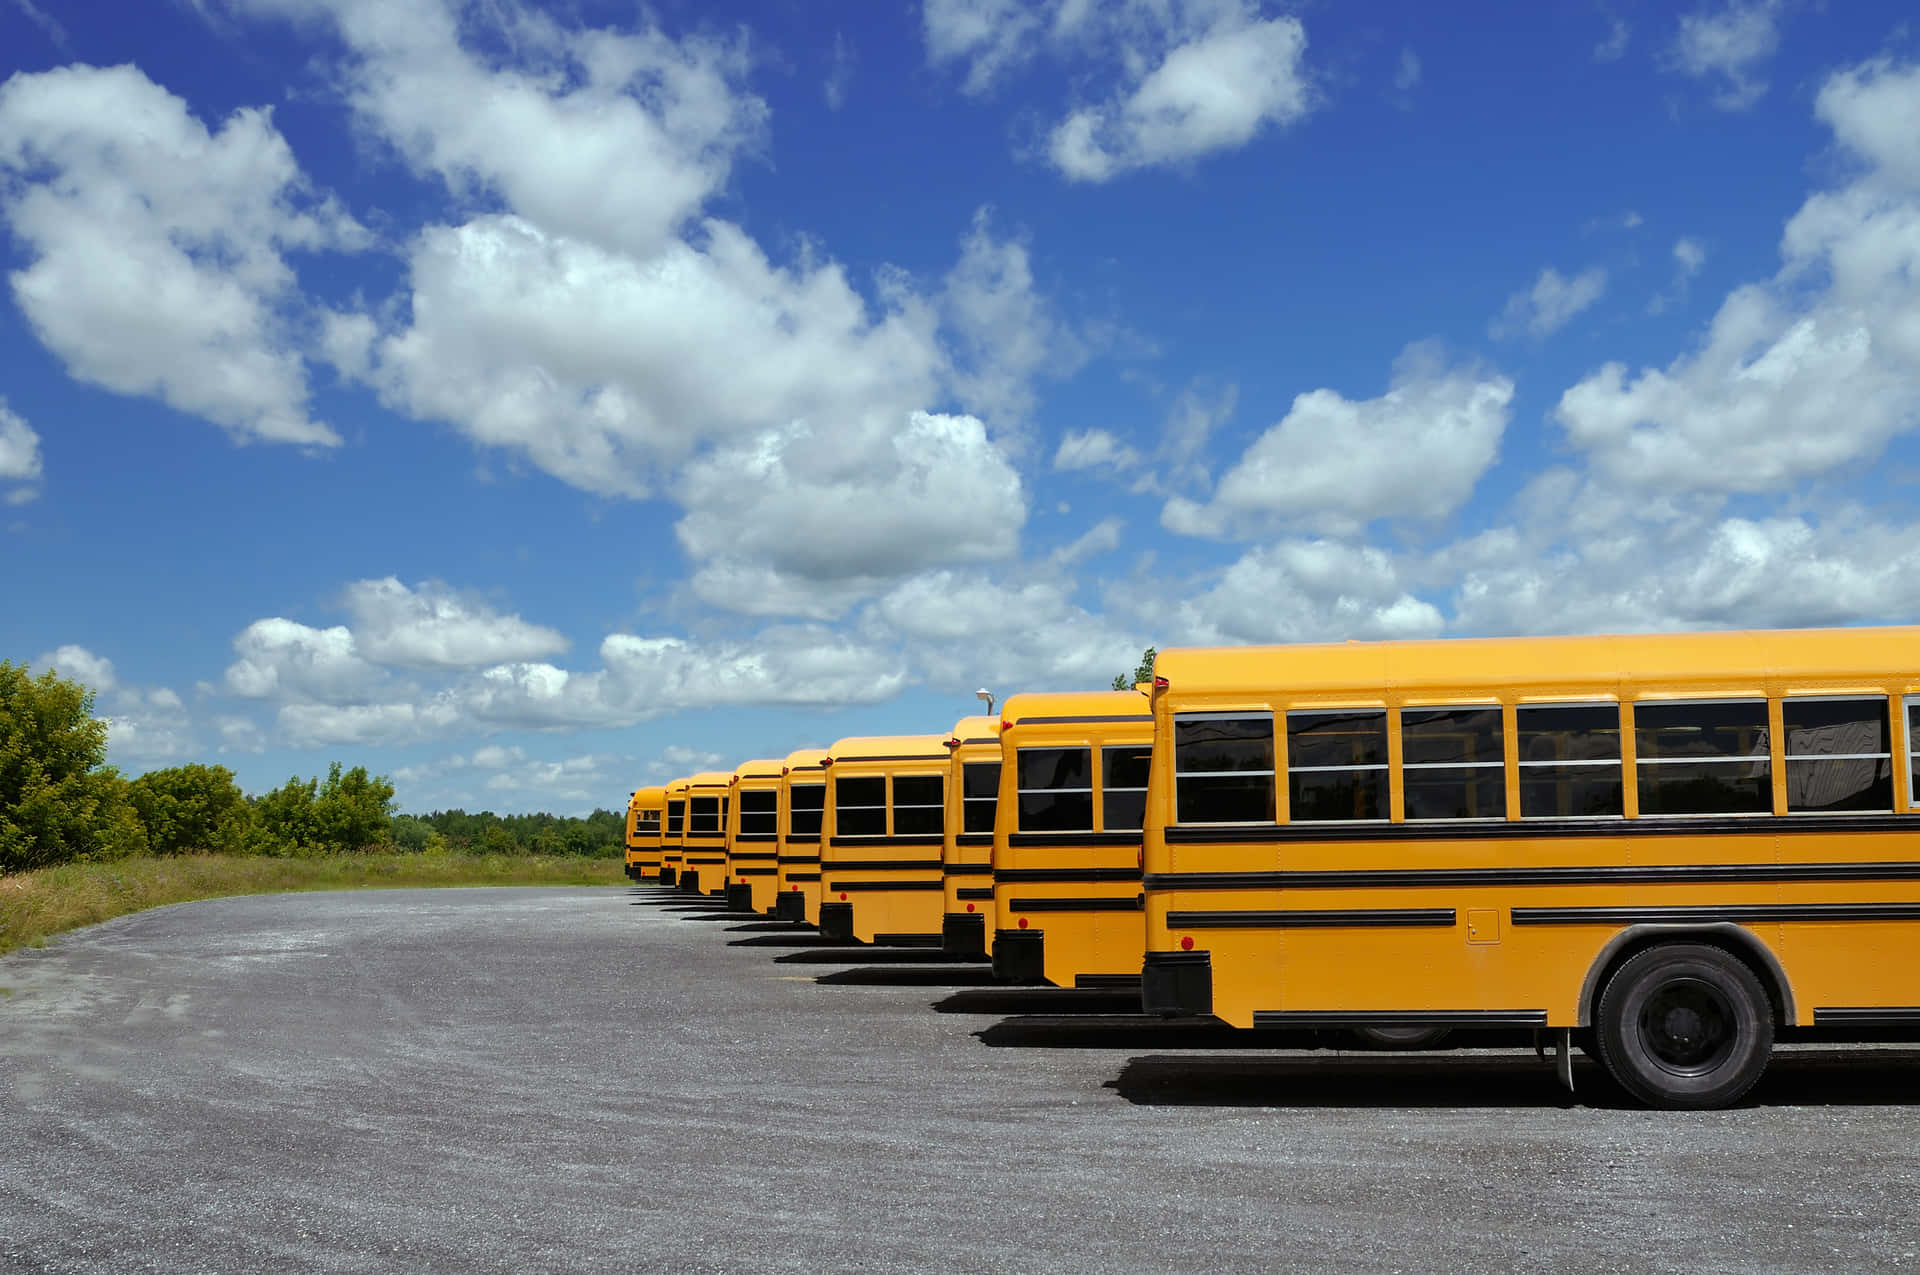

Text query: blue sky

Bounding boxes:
[3,0,1918,815]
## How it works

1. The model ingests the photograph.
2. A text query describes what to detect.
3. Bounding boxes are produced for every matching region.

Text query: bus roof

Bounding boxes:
[688,770,733,788]
[784,747,829,771]
[630,786,667,805]
[665,776,692,794]
[734,758,785,781]
[947,714,1000,746]
[1153,626,1920,699]
[1001,688,1151,723]
[825,734,949,763]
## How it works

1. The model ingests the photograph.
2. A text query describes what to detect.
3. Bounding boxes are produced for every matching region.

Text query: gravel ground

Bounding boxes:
[2,885,1918,1274]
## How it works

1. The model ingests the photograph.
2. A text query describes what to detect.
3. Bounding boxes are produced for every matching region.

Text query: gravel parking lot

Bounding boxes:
[3,885,1919,1273]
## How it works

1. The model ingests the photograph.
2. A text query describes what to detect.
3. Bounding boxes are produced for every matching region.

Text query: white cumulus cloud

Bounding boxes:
[1667,0,1781,111]
[0,63,362,448]
[1492,266,1608,339]
[32,643,115,692]
[1163,346,1513,539]
[342,577,567,669]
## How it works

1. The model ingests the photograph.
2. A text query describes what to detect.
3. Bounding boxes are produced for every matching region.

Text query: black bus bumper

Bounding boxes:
[659,866,677,886]
[1141,949,1213,1017]
[774,890,807,924]
[725,883,754,913]
[820,902,854,943]
[992,929,1045,984]
[942,911,986,957]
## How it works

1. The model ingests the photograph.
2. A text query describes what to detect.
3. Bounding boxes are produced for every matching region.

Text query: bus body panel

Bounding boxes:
[822,734,951,945]
[680,770,734,897]
[626,785,667,880]
[1144,626,1920,1032]
[942,715,1002,957]
[778,749,828,927]
[661,777,692,887]
[994,689,1152,988]
[728,760,786,914]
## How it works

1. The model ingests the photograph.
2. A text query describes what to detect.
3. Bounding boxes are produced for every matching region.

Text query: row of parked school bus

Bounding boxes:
[624,626,1920,1110]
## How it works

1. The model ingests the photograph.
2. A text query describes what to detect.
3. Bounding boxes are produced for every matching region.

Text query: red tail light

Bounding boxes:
[1152,675,1169,690]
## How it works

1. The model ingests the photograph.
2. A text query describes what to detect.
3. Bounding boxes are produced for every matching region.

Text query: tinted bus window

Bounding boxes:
[1288,710,1388,822]
[1174,715,1274,824]
[1518,704,1623,817]
[1102,745,1151,831]
[893,774,944,835]
[1402,706,1505,820]
[667,800,685,835]
[836,776,886,837]
[789,783,824,837]
[962,762,1000,833]
[739,789,777,836]
[690,796,721,835]
[1785,697,1892,812]
[1018,747,1093,832]
[1635,700,1771,815]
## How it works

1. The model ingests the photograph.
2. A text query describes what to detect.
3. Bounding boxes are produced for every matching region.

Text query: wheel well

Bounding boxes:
[1578,924,1794,1028]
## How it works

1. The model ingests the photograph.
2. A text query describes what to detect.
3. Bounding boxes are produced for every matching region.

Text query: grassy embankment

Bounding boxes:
[0,853,628,959]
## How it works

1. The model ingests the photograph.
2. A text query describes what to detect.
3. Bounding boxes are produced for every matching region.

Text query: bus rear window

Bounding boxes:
[962,762,1000,833]
[1174,715,1274,824]
[690,796,721,835]
[1018,748,1093,832]
[1103,745,1151,831]
[835,776,886,837]
[667,800,684,835]
[893,774,944,835]
[788,783,824,838]
[738,788,777,836]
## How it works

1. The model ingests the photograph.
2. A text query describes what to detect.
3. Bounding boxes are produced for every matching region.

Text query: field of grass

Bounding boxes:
[0,853,628,958]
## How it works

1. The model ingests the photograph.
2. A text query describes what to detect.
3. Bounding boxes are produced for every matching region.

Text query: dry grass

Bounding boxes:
[0,853,627,958]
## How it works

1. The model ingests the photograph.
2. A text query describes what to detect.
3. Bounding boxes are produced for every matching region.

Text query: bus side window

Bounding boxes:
[1173,715,1274,824]
[1784,697,1892,812]
[1517,704,1623,818]
[1401,706,1505,820]
[1634,700,1771,815]
[1288,710,1388,822]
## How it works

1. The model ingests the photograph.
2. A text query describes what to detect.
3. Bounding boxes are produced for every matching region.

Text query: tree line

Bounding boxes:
[1,659,624,875]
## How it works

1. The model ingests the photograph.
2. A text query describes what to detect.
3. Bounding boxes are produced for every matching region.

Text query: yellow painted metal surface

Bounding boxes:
[780,748,829,926]
[994,689,1153,988]
[942,714,1002,952]
[661,777,692,881]
[627,785,667,876]
[821,734,951,944]
[680,770,734,896]
[1144,626,1920,1029]
[727,759,786,913]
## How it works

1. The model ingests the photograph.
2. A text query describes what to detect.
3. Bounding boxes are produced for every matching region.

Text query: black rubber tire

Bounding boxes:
[1349,1026,1453,1050]
[1594,943,1773,1109]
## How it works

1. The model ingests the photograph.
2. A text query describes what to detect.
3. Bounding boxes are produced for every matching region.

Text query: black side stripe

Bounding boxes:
[1008,832,1145,849]
[822,858,944,871]
[827,880,945,893]
[1144,861,1920,891]
[956,887,994,900]
[1009,896,1144,913]
[1813,1007,1920,1025]
[786,872,821,882]
[831,752,948,763]
[943,864,992,877]
[733,833,777,844]
[830,836,946,848]
[1253,1009,1548,1029]
[684,855,727,865]
[996,868,1143,884]
[1166,812,1919,845]
[955,833,994,848]
[1168,908,1456,929]
[777,855,823,865]
[1513,904,1920,926]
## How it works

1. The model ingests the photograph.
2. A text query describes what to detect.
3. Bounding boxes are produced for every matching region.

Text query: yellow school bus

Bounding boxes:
[775,748,827,924]
[818,734,950,945]
[1141,626,1920,1108]
[679,770,733,896]
[727,758,786,914]
[992,690,1153,987]
[626,786,667,881]
[660,776,691,887]
[940,715,1002,956]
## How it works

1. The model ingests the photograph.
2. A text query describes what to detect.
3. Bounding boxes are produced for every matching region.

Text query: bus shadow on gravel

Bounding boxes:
[934,988,1143,1017]
[813,967,1001,988]
[775,948,989,965]
[1105,1048,1920,1110]
[729,933,842,948]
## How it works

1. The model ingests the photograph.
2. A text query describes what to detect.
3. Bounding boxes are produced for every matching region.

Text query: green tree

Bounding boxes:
[129,763,250,856]
[312,762,395,852]
[1111,646,1157,692]
[0,660,144,872]
[387,814,431,853]
[250,774,320,855]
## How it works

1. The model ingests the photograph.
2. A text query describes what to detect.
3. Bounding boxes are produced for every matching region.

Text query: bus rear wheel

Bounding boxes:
[1594,943,1772,1109]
